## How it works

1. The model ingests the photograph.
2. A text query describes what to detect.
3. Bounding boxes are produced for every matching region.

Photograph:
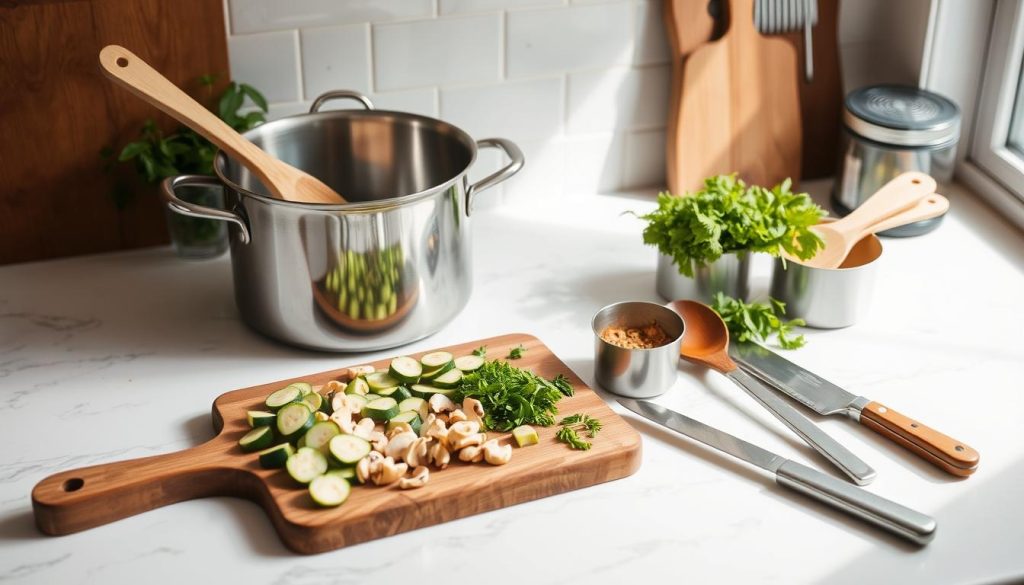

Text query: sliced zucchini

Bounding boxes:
[265,385,303,411]
[392,386,413,401]
[365,372,401,392]
[276,402,315,442]
[388,411,421,435]
[454,354,485,372]
[302,392,325,413]
[361,397,399,422]
[420,351,454,369]
[409,384,456,399]
[291,382,314,396]
[389,356,422,384]
[296,435,307,449]
[309,473,351,507]
[363,393,382,403]
[329,434,371,466]
[247,411,276,428]
[258,443,294,468]
[239,426,274,452]
[512,425,540,447]
[432,368,463,389]
[345,377,369,396]
[326,467,356,481]
[375,386,400,397]
[286,447,328,484]
[304,421,341,453]
[420,360,455,381]
[314,411,330,423]
[398,397,429,421]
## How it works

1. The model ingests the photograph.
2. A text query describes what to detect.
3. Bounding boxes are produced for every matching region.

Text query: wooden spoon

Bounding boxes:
[99,45,346,205]
[855,193,950,240]
[667,300,876,485]
[801,172,937,269]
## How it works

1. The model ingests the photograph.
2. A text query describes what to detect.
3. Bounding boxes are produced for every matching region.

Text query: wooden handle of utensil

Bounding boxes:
[841,172,938,234]
[32,439,243,535]
[860,194,950,236]
[98,45,278,192]
[860,401,979,477]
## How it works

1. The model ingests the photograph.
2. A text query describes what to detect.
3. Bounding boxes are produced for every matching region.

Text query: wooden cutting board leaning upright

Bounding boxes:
[665,0,803,194]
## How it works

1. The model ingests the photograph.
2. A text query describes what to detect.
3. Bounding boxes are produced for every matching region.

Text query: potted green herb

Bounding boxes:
[639,174,826,302]
[105,76,268,258]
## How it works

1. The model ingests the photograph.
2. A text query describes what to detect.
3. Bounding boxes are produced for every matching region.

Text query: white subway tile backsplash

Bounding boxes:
[567,65,670,133]
[564,132,626,193]
[229,0,433,35]
[439,0,563,15]
[440,77,563,142]
[502,138,566,203]
[623,128,666,189]
[229,31,301,103]
[367,88,438,118]
[373,14,502,91]
[634,0,670,65]
[300,24,371,99]
[506,2,635,77]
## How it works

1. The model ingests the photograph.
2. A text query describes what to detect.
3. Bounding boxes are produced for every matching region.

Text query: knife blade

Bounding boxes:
[617,398,937,545]
[730,342,980,476]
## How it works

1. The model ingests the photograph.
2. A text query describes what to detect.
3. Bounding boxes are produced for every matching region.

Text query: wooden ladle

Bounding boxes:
[99,45,346,205]
[667,300,877,485]
[802,172,937,269]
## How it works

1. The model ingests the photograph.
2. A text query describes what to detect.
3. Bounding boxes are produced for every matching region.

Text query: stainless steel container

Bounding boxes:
[835,85,960,237]
[770,220,882,328]
[162,90,523,352]
[592,301,685,398]
[655,252,750,303]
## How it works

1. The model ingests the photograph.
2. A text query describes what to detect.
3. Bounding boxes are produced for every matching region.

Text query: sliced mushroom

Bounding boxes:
[422,416,449,446]
[346,365,376,379]
[387,422,414,439]
[330,410,357,435]
[372,456,408,485]
[332,393,363,417]
[385,430,418,462]
[428,441,450,469]
[448,409,468,424]
[405,437,432,467]
[314,411,330,423]
[356,451,385,484]
[449,432,485,451]
[462,397,485,426]
[420,413,437,437]
[428,394,456,414]
[369,431,388,453]
[398,466,430,489]
[482,439,512,465]
[353,417,376,440]
[448,420,481,442]
[458,444,484,463]
[323,380,345,394]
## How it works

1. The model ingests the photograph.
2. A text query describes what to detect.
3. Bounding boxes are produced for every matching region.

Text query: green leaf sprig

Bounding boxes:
[638,174,826,277]
[472,346,488,357]
[453,360,572,431]
[507,344,526,360]
[556,426,592,450]
[710,292,807,350]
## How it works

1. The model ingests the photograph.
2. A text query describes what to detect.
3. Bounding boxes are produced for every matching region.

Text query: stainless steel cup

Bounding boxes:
[591,301,685,398]
[655,252,751,303]
[770,221,883,328]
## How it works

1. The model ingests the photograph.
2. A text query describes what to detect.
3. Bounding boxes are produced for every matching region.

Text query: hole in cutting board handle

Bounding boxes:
[116,57,128,67]
[911,178,921,184]
[62,478,84,492]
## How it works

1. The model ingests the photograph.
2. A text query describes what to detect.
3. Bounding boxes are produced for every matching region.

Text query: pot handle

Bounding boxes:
[466,138,525,215]
[309,90,375,113]
[161,175,251,245]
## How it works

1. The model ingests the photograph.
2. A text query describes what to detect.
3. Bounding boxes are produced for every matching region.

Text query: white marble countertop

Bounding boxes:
[2,182,1023,584]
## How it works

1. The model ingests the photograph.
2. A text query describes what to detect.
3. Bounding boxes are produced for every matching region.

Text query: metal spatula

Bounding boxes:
[754,0,818,82]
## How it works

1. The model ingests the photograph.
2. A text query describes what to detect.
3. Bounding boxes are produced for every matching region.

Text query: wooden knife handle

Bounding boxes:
[860,401,979,477]
[32,439,243,535]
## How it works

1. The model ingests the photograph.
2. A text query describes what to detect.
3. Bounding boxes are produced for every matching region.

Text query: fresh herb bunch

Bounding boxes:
[453,360,574,431]
[710,292,807,350]
[104,76,268,208]
[639,174,826,277]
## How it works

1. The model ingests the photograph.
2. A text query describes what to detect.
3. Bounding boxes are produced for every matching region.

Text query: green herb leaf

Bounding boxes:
[472,346,487,357]
[239,83,269,112]
[710,292,807,350]
[453,361,568,431]
[556,426,592,450]
[507,344,526,360]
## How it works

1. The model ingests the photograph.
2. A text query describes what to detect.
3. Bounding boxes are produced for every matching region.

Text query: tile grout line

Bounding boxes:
[366,23,377,94]
[499,10,507,81]
[293,29,305,102]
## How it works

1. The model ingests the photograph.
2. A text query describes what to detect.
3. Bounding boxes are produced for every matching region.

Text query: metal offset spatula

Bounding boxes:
[754,0,818,81]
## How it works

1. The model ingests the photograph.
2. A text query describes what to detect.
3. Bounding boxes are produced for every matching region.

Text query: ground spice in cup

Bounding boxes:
[600,321,671,349]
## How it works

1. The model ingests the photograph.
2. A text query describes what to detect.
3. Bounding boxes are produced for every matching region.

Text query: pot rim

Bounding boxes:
[213,109,479,212]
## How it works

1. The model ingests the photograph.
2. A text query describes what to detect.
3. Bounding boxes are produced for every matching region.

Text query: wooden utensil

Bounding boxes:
[801,172,937,269]
[670,300,877,485]
[666,0,802,195]
[856,193,950,239]
[31,334,641,554]
[98,45,346,205]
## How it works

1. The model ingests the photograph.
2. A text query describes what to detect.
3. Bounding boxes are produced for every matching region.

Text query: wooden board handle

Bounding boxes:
[32,439,240,535]
[860,401,979,477]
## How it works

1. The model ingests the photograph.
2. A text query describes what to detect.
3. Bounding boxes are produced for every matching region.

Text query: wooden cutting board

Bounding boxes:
[666,0,802,194]
[31,333,642,554]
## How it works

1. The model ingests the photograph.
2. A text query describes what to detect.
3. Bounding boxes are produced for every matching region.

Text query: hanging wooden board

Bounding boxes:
[31,333,643,554]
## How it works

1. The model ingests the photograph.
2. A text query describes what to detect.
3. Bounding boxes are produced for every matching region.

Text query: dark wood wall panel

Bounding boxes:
[0,0,229,265]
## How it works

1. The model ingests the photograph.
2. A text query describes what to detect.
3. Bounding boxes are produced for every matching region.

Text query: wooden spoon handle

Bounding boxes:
[860,194,950,236]
[859,401,979,477]
[841,172,938,234]
[32,439,242,535]
[98,45,275,190]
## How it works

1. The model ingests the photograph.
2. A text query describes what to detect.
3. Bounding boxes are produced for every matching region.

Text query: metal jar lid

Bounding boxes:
[843,84,961,148]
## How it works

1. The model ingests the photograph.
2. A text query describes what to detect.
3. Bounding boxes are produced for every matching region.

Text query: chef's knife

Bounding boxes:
[731,342,979,476]
[618,398,937,545]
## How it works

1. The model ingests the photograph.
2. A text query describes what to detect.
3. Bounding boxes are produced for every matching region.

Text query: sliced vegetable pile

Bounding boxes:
[238,347,586,509]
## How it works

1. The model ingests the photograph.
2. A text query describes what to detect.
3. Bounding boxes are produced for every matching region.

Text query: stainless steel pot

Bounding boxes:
[655,252,751,303]
[162,90,524,352]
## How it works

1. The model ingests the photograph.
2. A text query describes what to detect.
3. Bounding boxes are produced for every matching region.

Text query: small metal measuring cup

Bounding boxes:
[591,301,685,398]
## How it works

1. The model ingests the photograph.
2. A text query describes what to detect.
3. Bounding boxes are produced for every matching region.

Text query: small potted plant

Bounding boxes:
[105,75,268,258]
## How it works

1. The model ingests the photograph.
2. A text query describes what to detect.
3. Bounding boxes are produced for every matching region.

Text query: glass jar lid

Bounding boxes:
[843,84,961,148]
